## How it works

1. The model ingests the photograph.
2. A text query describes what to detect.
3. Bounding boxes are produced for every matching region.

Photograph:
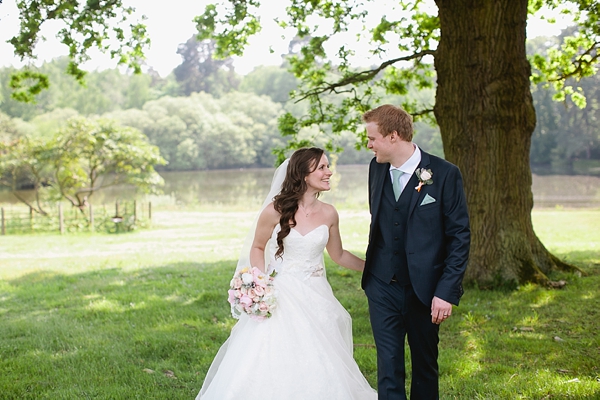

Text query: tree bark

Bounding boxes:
[433,0,574,286]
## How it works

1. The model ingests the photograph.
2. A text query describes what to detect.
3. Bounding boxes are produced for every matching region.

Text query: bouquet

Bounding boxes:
[228,267,277,320]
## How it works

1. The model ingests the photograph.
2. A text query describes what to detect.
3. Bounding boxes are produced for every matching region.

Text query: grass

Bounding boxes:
[0,208,599,399]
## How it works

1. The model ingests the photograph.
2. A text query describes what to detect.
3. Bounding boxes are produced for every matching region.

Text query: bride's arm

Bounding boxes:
[325,206,365,272]
[249,203,279,272]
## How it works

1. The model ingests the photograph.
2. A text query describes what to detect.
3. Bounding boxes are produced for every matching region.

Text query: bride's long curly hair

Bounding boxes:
[272,147,324,259]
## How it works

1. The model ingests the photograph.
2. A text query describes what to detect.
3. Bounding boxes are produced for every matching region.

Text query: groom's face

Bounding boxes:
[366,122,394,164]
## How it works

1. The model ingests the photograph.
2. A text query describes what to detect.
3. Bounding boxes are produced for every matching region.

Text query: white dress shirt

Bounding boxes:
[389,143,422,195]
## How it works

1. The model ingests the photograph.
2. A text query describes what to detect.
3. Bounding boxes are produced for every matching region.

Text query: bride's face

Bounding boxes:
[305,154,332,192]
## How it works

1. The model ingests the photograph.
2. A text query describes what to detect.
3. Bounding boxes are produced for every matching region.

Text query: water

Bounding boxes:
[1,165,599,209]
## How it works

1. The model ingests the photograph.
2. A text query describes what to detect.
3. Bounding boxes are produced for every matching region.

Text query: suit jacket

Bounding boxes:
[362,150,470,306]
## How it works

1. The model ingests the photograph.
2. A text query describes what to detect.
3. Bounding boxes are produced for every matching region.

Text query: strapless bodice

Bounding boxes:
[267,224,329,279]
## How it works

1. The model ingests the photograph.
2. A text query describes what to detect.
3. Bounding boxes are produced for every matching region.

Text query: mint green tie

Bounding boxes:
[391,169,404,201]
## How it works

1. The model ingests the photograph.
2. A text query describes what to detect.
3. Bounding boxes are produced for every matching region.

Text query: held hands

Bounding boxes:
[431,296,452,325]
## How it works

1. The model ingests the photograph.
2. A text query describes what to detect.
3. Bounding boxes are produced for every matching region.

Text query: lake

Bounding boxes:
[1,165,599,210]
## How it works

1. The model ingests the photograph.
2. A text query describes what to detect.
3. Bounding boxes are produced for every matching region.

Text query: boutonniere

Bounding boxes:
[415,168,433,192]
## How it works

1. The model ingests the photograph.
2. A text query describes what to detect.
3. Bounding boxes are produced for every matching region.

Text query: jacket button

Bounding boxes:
[394,237,399,241]
[394,222,399,226]
[393,251,398,255]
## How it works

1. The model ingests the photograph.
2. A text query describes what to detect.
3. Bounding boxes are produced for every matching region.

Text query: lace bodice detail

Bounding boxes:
[268,224,329,279]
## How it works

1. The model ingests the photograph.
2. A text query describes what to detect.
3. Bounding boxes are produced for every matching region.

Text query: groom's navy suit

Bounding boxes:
[363,150,470,399]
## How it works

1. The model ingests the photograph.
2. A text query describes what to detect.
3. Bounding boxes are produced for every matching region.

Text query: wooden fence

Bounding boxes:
[0,201,151,235]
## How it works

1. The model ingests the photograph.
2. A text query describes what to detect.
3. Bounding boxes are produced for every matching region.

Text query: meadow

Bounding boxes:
[0,208,598,399]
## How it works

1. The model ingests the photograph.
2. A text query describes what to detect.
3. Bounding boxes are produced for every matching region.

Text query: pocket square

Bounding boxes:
[420,193,436,206]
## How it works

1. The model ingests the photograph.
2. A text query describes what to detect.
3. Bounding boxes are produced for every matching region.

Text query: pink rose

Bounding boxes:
[247,288,257,299]
[252,268,268,288]
[227,289,237,304]
[254,285,265,296]
[231,277,243,288]
[258,302,269,313]
[239,294,253,308]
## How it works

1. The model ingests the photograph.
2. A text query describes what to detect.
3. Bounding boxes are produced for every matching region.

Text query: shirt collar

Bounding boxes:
[389,143,421,175]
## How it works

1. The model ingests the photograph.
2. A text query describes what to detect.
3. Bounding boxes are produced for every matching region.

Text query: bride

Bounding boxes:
[196,147,377,399]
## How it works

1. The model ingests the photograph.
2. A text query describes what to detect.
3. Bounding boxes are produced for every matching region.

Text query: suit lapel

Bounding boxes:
[370,161,388,220]
[371,150,432,219]
[407,151,431,218]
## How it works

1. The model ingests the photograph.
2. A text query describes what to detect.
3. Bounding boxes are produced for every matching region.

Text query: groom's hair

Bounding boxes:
[362,104,413,142]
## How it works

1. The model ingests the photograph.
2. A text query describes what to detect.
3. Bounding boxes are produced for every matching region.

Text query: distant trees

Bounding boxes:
[173,37,240,96]
[0,115,165,212]
[106,92,285,169]
[239,66,298,104]
[529,36,600,172]
[1,43,597,175]
[531,78,600,171]
[0,133,51,213]
[51,118,166,209]
[0,58,159,119]
[1,57,598,173]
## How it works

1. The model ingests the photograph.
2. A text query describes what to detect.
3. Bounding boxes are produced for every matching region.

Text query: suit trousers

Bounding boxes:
[364,273,440,400]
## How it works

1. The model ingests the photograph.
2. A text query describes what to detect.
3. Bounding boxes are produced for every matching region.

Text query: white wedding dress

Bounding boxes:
[196,224,377,400]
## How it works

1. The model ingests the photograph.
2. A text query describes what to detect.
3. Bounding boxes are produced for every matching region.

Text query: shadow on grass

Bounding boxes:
[0,260,238,399]
[439,258,600,398]
[1,255,599,399]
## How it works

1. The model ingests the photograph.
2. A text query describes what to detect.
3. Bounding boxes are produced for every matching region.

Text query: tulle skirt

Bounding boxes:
[196,273,377,400]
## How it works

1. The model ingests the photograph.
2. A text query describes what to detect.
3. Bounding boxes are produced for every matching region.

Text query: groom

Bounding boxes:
[361,104,470,399]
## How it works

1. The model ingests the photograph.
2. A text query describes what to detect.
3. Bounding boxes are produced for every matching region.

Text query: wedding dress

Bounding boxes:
[196,224,377,400]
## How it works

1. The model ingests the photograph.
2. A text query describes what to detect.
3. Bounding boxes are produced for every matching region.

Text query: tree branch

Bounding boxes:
[412,108,435,117]
[549,41,600,82]
[10,191,47,215]
[295,49,437,102]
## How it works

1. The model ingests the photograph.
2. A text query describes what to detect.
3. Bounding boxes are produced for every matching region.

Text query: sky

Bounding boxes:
[0,0,576,77]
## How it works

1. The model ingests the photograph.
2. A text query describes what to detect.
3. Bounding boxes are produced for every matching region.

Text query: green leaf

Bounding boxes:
[9,70,50,103]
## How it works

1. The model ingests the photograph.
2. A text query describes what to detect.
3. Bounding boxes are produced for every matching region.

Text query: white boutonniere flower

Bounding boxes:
[415,168,433,192]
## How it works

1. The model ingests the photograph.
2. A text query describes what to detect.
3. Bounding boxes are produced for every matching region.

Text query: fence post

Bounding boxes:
[89,203,94,232]
[133,200,137,223]
[59,203,64,234]
[148,201,152,220]
[115,201,119,217]
[30,206,34,233]
[1,208,5,235]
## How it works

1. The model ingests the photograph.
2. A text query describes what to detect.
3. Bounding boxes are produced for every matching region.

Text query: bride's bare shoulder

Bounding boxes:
[319,201,339,222]
[258,202,280,224]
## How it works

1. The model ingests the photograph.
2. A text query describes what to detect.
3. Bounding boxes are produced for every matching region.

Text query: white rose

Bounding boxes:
[420,170,432,180]
[241,272,254,285]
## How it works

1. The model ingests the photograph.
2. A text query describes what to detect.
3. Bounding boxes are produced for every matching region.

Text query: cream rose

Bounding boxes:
[241,272,254,285]
[230,277,243,289]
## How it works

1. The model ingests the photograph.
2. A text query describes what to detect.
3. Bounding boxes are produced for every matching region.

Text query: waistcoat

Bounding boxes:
[369,173,412,285]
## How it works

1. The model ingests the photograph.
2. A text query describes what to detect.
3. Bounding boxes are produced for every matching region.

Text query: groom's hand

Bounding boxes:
[431,296,452,325]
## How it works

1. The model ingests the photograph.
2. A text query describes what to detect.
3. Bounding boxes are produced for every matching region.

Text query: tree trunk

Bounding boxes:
[433,0,574,286]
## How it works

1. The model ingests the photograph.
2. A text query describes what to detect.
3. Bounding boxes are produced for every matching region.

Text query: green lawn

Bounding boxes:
[0,209,598,399]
